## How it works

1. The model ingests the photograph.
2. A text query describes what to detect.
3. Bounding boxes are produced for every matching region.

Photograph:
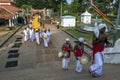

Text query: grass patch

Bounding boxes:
[62,27,93,44]
[0,27,17,31]
[61,24,120,45]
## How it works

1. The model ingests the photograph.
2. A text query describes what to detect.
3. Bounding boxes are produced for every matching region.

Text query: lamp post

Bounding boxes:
[113,0,120,46]
[60,0,63,17]
[116,0,120,28]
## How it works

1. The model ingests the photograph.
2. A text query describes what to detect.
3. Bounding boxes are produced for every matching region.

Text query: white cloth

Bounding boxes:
[66,38,70,41]
[23,30,28,41]
[26,27,30,40]
[79,37,84,42]
[75,57,83,72]
[29,29,35,42]
[29,24,32,28]
[47,31,52,43]
[94,23,107,38]
[43,32,49,47]
[35,32,40,44]
[39,29,43,38]
[90,52,104,76]
[62,58,70,69]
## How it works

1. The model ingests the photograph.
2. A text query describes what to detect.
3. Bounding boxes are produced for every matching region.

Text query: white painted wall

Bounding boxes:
[81,11,91,24]
[61,15,76,27]
[0,3,11,5]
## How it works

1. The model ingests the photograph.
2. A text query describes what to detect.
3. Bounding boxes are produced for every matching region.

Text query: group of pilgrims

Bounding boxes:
[23,23,52,47]
[23,22,109,78]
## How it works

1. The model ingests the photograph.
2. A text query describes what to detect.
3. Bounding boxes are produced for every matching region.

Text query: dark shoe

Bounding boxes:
[91,73,102,78]
[88,69,91,74]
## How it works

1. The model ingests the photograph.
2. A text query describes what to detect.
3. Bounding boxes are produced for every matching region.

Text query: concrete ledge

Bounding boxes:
[60,28,92,49]
[0,25,23,48]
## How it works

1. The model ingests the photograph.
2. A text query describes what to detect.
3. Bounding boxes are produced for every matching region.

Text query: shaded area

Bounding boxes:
[7,53,19,58]
[8,49,19,54]
[12,43,22,48]
[5,60,18,68]
[15,39,22,42]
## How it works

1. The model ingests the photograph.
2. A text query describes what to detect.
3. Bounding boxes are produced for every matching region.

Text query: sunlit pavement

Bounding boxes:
[0,24,120,80]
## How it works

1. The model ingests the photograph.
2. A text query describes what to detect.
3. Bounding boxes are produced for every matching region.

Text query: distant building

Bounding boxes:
[81,10,91,24]
[46,9,53,17]
[67,0,73,4]
[61,15,76,27]
[0,0,22,27]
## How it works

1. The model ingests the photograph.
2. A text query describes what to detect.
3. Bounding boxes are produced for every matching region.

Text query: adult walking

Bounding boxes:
[47,29,52,43]
[89,23,109,77]
[23,28,28,42]
[61,38,73,70]
[35,29,40,45]
[43,29,49,47]
[29,28,35,42]
[74,37,84,73]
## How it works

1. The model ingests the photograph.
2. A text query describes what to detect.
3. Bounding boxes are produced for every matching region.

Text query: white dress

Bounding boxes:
[43,32,49,47]
[29,29,34,42]
[23,29,28,41]
[35,32,40,45]
[47,31,52,43]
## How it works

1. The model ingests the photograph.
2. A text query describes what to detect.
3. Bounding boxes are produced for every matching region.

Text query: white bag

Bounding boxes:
[58,52,63,58]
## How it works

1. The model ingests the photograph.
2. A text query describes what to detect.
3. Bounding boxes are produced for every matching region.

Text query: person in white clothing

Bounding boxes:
[29,28,35,42]
[89,23,109,77]
[35,29,40,45]
[61,38,73,70]
[40,28,45,38]
[74,37,84,73]
[23,28,28,41]
[26,26,30,40]
[43,29,49,47]
[56,21,59,29]
[47,29,52,43]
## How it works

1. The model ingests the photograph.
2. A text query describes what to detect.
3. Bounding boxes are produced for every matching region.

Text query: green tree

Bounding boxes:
[14,0,66,10]
[93,0,114,15]
[62,0,87,16]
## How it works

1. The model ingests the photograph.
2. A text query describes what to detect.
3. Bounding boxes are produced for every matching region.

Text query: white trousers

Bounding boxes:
[90,52,104,76]
[47,36,50,43]
[43,38,48,47]
[76,57,83,72]
[36,37,40,45]
[24,35,28,41]
[30,35,34,42]
[62,58,70,69]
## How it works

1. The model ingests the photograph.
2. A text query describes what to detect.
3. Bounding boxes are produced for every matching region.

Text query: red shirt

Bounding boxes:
[93,44,104,55]
[63,47,71,58]
[75,49,84,57]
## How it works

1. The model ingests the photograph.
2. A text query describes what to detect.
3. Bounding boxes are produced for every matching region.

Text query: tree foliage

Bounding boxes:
[14,0,119,17]
[14,0,66,11]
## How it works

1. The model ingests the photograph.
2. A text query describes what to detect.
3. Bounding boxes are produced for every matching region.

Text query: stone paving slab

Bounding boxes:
[0,24,120,80]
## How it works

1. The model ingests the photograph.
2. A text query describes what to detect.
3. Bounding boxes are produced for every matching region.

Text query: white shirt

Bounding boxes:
[43,32,48,39]
[23,29,27,36]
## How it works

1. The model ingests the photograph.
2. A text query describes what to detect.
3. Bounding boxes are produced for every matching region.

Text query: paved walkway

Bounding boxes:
[0,24,120,80]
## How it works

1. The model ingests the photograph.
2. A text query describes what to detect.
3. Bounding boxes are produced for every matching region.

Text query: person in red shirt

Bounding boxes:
[74,37,84,72]
[61,38,73,70]
[89,23,109,77]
